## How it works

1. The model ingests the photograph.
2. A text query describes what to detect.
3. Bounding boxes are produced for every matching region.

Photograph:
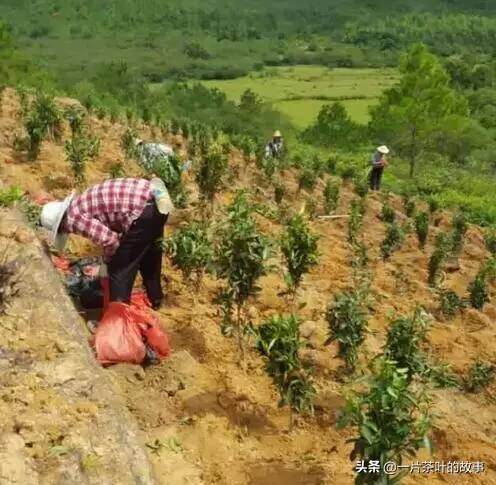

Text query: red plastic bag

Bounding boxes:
[51,255,71,273]
[131,290,151,310]
[93,302,147,365]
[137,317,171,360]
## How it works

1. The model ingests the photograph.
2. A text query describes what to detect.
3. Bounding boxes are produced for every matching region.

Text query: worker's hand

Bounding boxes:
[99,262,108,278]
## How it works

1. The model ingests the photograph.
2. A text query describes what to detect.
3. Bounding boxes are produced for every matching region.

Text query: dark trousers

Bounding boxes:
[370,166,384,191]
[108,201,168,305]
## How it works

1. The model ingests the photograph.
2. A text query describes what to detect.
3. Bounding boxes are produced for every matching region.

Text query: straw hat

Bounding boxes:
[273,130,282,138]
[134,138,144,146]
[377,145,390,154]
[40,191,76,251]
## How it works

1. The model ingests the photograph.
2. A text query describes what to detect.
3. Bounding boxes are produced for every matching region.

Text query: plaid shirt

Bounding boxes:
[62,178,152,261]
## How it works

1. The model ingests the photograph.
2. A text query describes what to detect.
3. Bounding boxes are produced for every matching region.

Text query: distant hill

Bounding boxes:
[1,0,495,84]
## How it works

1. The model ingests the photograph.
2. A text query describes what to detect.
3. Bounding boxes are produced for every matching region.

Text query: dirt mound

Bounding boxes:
[1,87,495,484]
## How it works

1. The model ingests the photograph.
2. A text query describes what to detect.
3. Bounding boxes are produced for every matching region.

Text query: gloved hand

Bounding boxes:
[99,262,108,278]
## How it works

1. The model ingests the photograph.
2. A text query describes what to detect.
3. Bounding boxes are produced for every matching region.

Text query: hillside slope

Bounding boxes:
[0,88,495,484]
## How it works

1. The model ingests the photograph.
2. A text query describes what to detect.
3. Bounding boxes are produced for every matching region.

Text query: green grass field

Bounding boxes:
[201,66,398,128]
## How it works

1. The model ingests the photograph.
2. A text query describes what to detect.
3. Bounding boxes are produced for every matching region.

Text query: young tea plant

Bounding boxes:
[414,211,429,249]
[65,137,91,185]
[438,289,466,318]
[323,178,340,214]
[121,127,138,159]
[280,214,319,302]
[348,199,365,245]
[325,289,369,373]
[381,223,404,260]
[338,358,431,485]
[468,269,489,311]
[196,142,228,215]
[451,213,468,254]
[257,314,315,431]
[403,196,416,218]
[381,200,396,224]
[163,222,213,290]
[384,308,430,381]
[64,105,86,136]
[428,233,451,287]
[215,191,270,361]
[484,230,496,256]
[464,361,495,393]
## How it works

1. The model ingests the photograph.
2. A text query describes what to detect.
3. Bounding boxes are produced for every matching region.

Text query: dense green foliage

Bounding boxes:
[257,314,315,429]
[339,358,431,485]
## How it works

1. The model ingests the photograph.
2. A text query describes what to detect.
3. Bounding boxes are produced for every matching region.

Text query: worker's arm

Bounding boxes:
[68,210,120,262]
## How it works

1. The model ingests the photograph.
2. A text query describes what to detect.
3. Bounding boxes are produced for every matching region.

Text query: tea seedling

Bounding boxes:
[65,137,90,185]
[428,362,460,389]
[196,142,228,213]
[428,233,451,287]
[274,182,285,205]
[354,177,369,198]
[109,162,125,179]
[64,105,86,136]
[484,230,496,255]
[438,289,465,318]
[216,192,270,360]
[323,179,340,214]
[298,167,317,193]
[163,222,212,289]
[257,314,315,430]
[414,211,429,249]
[338,358,431,485]
[348,199,365,245]
[428,197,439,214]
[381,200,396,223]
[381,223,404,260]
[403,196,416,218]
[451,213,468,253]
[121,127,138,159]
[325,290,368,372]
[280,214,319,301]
[384,308,430,381]
[464,361,495,393]
[468,269,489,311]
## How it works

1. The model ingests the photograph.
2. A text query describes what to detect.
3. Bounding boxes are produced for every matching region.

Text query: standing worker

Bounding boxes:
[40,178,173,310]
[265,130,284,159]
[370,145,389,191]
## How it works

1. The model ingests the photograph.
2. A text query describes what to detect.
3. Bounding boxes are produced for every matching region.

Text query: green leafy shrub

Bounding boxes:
[64,136,92,184]
[414,211,429,249]
[484,230,496,255]
[348,199,365,245]
[439,289,465,317]
[64,105,86,136]
[298,167,317,192]
[428,197,439,214]
[428,233,451,286]
[403,196,416,218]
[0,186,24,207]
[325,290,368,372]
[326,157,337,175]
[196,143,228,211]
[280,214,319,298]
[257,314,315,430]
[381,200,396,223]
[451,213,468,253]
[428,362,460,389]
[354,177,369,198]
[163,222,212,288]
[384,308,430,381]
[465,361,495,393]
[109,162,125,178]
[216,192,270,360]
[121,127,138,159]
[381,223,404,260]
[323,179,340,214]
[274,182,285,205]
[340,165,356,181]
[338,358,431,485]
[468,269,489,310]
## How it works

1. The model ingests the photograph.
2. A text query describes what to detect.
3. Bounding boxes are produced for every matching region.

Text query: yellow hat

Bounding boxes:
[273,130,282,138]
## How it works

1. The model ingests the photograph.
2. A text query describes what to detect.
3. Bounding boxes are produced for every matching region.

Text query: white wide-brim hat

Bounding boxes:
[377,145,390,154]
[40,191,76,251]
[134,138,144,146]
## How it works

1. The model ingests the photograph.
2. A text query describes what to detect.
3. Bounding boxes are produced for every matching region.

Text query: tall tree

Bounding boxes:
[370,44,468,177]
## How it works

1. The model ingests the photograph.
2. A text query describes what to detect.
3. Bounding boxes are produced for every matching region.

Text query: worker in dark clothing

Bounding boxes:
[370,145,389,191]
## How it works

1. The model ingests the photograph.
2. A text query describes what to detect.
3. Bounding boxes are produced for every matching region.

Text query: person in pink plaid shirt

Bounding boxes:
[40,178,169,309]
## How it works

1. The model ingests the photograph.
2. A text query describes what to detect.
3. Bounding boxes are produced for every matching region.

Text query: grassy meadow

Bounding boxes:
[201,66,398,127]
